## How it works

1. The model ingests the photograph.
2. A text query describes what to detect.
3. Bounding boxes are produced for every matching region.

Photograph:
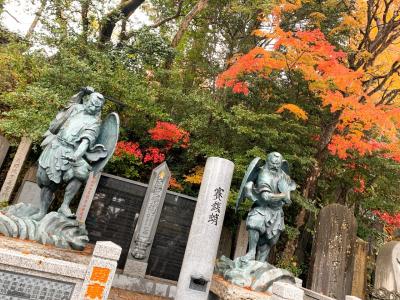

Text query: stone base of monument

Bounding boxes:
[112,272,176,299]
[215,256,301,292]
[0,235,121,299]
[210,274,273,299]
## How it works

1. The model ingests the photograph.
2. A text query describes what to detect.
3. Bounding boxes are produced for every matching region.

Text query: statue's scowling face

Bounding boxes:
[84,92,104,115]
[266,152,283,174]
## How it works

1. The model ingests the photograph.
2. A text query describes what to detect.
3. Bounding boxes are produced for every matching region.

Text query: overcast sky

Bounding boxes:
[1,0,151,36]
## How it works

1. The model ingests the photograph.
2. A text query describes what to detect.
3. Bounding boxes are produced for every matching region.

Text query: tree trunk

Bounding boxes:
[26,0,47,39]
[164,0,209,69]
[98,0,145,44]
[81,0,90,43]
[171,0,209,48]
[281,110,342,264]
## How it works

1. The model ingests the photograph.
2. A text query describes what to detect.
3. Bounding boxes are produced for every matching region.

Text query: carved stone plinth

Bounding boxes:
[210,275,272,300]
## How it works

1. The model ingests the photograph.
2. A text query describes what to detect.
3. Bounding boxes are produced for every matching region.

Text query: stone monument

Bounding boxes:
[374,240,400,294]
[175,157,234,300]
[124,162,171,277]
[0,87,119,250]
[214,152,298,294]
[307,204,357,300]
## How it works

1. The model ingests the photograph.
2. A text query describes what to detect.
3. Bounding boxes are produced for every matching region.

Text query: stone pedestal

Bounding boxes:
[210,274,272,300]
[0,236,121,300]
[175,157,234,300]
[271,282,304,300]
[0,137,32,202]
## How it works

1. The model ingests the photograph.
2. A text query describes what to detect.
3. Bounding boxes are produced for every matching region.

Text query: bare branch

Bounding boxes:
[150,0,185,28]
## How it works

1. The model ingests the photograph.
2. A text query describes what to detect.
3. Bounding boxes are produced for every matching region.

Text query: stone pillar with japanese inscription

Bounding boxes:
[123,162,171,277]
[80,241,122,300]
[307,204,357,300]
[0,137,32,202]
[175,157,234,300]
[0,134,10,170]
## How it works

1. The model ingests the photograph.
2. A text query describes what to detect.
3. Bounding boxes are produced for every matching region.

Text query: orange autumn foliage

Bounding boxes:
[216,24,400,161]
[277,104,308,120]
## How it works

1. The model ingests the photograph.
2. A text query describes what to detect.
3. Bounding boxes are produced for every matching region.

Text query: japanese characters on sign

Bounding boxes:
[207,187,224,226]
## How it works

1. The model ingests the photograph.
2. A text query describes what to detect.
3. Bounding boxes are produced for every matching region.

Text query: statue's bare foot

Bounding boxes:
[31,211,46,221]
[58,205,76,218]
[240,251,256,262]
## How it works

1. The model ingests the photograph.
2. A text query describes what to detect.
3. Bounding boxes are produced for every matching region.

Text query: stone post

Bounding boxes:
[351,239,368,299]
[374,240,400,292]
[14,165,41,208]
[0,137,32,202]
[175,157,234,300]
[124,162,171,277]
[307,204,357,300]
[271,282,304,300]
[345,296,362,300]
[0,134,10,170]
[80,241,122,300]
[233,220,248,259]
[76,172,102,224]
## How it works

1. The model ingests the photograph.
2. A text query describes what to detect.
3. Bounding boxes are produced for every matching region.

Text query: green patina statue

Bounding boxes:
[236,152,296,262]
[214,153,298,291]
[0,87,119,250]
[32,87,114,220]
[214,152,299,291]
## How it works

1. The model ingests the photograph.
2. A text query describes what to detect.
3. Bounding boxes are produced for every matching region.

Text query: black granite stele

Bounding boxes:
[85,173,196,281]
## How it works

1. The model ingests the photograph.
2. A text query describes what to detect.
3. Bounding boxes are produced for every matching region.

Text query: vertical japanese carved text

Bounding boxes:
[129,163,171,262]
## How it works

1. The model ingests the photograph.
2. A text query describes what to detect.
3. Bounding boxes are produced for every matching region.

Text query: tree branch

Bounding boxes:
[171,0,209,48]
[99,0,145,44]
[150,0,185,28]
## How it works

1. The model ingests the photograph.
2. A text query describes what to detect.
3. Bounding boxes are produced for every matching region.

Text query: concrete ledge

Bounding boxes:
[0,247,87,279]
[272,282,304,300]
[303,288,336,300]
[113,273,175,299]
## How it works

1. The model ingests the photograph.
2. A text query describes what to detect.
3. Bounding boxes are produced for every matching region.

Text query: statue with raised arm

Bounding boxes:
[236,152,296,262]
[32,87,118,220]
[0,87,119,250]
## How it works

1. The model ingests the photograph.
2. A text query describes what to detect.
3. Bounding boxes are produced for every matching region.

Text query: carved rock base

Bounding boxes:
[210,274,272,300]
[0,203,88,250]
[215,256,296,293]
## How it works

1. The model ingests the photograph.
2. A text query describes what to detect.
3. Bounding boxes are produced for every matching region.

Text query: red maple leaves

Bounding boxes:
[216,26,400,162]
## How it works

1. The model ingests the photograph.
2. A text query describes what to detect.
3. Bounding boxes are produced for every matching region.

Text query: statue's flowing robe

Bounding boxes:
[246,169,289,240]
[38,104,101,184]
